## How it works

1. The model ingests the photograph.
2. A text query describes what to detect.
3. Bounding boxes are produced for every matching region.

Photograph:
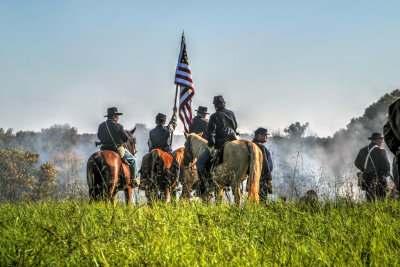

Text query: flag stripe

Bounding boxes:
[178,63,190,69]
[175,74,193,83]
[175,79,194,89]
[174,35,195,133]
[175,70,191,77]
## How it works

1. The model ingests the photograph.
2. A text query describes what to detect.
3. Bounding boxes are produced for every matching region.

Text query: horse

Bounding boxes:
[86,128,138,204]
[183,132,262,204]
[174,147,199,200]
[139,148,181,203]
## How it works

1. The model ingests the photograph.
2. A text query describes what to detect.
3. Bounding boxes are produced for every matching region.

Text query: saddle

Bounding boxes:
[205,142,229,174]
[96,142,129,165]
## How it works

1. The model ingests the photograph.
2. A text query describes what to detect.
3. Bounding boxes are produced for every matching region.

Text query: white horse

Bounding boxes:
[183,133,262,204]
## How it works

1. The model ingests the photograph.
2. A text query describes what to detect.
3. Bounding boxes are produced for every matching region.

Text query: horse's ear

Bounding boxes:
[130,127,136,134]
[184,132,189,138]
[198,132,203,137]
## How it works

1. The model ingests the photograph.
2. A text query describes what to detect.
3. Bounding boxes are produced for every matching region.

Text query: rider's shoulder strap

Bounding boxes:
[364,145,378,170]
[105,120,118,149]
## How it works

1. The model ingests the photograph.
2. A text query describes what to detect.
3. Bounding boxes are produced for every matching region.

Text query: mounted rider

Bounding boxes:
[140,107,178,190]
[189,106,209,135]
[97,107,139,182]
[147,107,178,153]
[196,95,238,197]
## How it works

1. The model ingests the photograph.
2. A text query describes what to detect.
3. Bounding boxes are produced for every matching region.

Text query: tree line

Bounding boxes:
[0,89,399,201]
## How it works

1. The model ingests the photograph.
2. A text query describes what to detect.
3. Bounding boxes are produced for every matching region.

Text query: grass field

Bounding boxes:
[1,200,400,266]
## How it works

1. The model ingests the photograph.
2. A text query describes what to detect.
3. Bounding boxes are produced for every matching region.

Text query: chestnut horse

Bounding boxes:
[139,148,181,203]
[173,147,198,200]
[86,128,137,204]
[183,132,262,204]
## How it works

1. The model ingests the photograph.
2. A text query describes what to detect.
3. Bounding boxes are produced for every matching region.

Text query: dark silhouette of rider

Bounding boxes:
[196,95,237,197]
[189,106,209,135]
[97,107,138,181]
[148,107,178,153]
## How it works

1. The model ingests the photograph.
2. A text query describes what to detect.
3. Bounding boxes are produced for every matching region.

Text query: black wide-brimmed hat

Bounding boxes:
[104,107,123,117]
[195,106,209,114]
[156,113,167,122]
[368,132,383,140]
[255,127,271,135]
[213,95,225,105]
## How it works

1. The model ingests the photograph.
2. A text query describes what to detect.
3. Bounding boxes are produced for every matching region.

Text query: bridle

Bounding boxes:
[124,132,137,155]
[183,137,194,166]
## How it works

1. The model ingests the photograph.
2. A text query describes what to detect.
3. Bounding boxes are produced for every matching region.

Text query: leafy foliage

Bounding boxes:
[284,122,309,138]
[333,89,400,141]
[0,148,58,201]
[31,162,58,201]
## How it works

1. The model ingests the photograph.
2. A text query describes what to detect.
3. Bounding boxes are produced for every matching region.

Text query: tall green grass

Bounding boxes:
[1,200,400,266]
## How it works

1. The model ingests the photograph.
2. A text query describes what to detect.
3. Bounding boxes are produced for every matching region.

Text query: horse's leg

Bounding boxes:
[124,186,132,205]
[145,188,152,205]
[108,166,119,202]
[215,187,224,205]
[164,188,170,203]
[180,183,189,200]
[170,186,177,204]
[232,181,241,206]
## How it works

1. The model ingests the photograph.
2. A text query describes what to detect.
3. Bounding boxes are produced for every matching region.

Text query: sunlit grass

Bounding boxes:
[1,200,400,266]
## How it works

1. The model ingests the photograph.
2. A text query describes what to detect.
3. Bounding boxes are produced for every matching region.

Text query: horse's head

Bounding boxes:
[183,132,207,165]
[172,147,185,165]
[125,127,137,155]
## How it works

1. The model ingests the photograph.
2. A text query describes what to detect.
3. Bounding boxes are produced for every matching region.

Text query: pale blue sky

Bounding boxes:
[1,1,400,137]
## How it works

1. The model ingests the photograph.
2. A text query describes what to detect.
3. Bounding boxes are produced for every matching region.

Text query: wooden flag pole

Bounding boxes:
[170,84,179,147]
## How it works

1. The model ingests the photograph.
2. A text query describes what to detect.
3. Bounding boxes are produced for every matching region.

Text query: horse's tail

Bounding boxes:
[87,152,105,200]
[245,141,262,203]
[150,149,160,180]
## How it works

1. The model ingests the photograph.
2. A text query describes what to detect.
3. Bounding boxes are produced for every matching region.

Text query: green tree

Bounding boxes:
[284,122,309,138]
[0,148,38,201]
[40,124,78,153]
[31,162,59,201]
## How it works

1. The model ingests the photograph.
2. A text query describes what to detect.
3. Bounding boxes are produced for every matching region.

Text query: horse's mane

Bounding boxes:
[124,130,136,154]
[188,132,207,143]
[187,133,208,157]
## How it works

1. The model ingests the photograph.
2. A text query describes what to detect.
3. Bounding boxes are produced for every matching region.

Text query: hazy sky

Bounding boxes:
[1,1,400,137]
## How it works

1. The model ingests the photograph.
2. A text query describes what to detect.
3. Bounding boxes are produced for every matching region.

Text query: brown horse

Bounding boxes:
[183,132,262,204]
[172,147,198,200]
[86,128,138,204]
[139,148,181,203]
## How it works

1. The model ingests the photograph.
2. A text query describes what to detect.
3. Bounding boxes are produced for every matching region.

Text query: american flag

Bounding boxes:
[174,33,195,133]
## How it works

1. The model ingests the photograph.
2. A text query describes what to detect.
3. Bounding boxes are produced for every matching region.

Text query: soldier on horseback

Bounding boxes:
[97,107,139,182]
[147,107,178,153]
[140,107,179,191]
[196,95,238,197]
[189,106,209,135]
[252,127,273,202]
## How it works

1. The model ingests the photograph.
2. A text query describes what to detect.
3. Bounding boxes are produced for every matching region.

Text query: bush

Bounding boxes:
[0,148,58,201]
